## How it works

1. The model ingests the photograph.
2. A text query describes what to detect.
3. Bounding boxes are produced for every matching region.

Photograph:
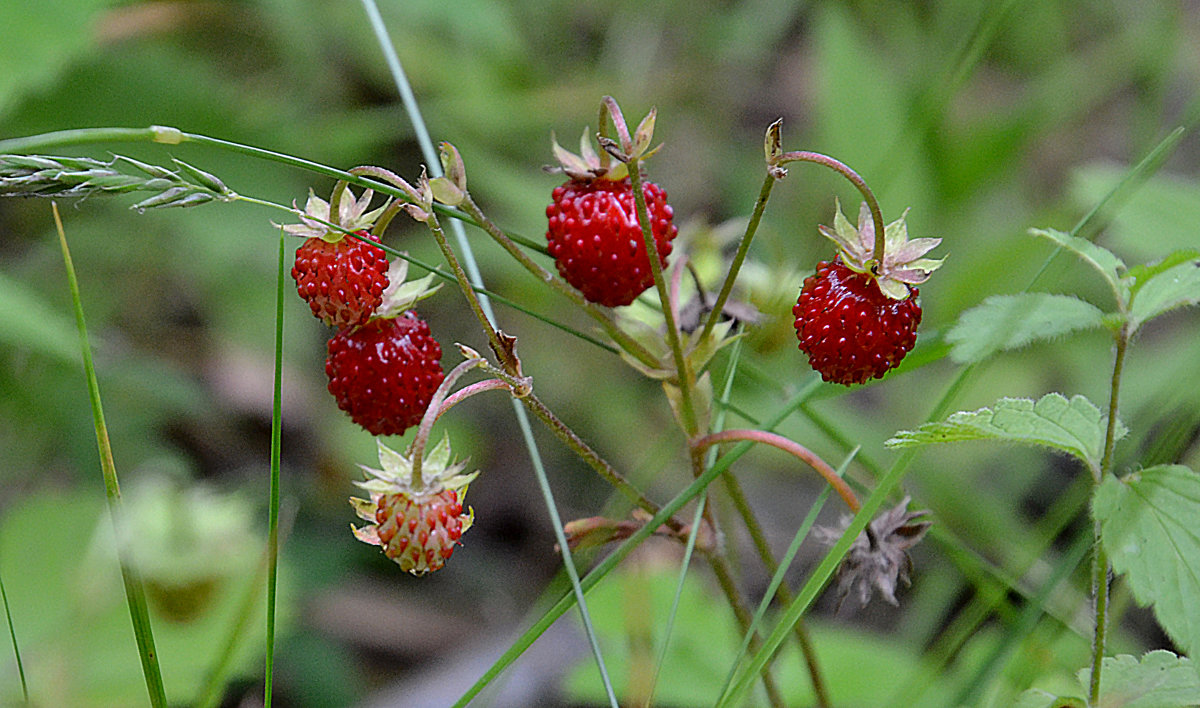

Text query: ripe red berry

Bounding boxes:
[292,230,389,329]
[793,259,922,386]
[546,177,678,307]
[325,311,444,436]
[371,488,469,575]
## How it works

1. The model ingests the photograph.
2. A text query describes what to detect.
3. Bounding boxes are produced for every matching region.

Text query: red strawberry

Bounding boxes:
[325,311,444,436]
[351,437,477,576]
[793,258,922,385]
[793,201,943,385]
[546,177,677,307]
[291,230,389,329]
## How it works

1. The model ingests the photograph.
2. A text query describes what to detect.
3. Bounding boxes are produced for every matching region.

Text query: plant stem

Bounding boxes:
[700,172,777,341]
[720,473,831,707]
[518,392,686,535]
[54,203,167,708]
[626,158,698,432]
[458,192,661,369]
[263,227,287,708]
[777,151,886,266]
[409,357,485,488]
[693,429,861,512]
[1089,322,1129,702]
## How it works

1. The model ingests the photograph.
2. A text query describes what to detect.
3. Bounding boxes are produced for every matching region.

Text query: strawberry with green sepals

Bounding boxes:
[793,200,943,385]
[350,436,477,575]
[545,116,678,308]
[285,186,392,329]
[324,260,443,436]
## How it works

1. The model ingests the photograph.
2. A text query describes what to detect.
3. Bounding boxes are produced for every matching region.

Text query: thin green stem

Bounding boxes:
[263,227,286,708]
[0,570,27,705]
[458,192,661,369]
[700,173,777,341]
[777,151,886,266]
[1089,323,1129,702]
[53,203,167,708]
[627,158,697,432]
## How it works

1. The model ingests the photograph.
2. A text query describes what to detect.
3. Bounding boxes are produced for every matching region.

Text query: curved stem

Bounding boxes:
[692,429,861,513]
[777,151,886,266]
[409,357,485,488]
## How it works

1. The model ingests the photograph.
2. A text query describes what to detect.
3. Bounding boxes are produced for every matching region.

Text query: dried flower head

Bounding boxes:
[814,496,931,608]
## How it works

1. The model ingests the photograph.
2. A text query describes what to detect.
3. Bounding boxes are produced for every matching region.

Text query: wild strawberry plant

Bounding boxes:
[1,13,1199,708]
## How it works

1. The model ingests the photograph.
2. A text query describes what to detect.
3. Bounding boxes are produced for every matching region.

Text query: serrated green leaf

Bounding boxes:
[1030,227,1130,306]
[1095,467,1200,667]
[946,293,1107,364]
[1129,256,1200,330]
[886,393,1118,475]
[1078,651,1200,707]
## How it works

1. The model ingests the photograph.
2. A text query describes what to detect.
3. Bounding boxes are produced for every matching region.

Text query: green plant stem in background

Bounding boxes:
[0,570,27,705]
[53,203,168,708]
[700,172,777,342]
[262,227,287,708]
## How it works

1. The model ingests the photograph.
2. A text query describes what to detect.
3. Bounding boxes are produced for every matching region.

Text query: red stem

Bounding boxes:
[692,429,860,513]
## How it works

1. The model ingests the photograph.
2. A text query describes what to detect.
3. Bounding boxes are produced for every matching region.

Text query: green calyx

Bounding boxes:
[819,199,944,300]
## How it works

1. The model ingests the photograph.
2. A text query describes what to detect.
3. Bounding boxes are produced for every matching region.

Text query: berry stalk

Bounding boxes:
[776,150,887,268]
[409,356,487,490]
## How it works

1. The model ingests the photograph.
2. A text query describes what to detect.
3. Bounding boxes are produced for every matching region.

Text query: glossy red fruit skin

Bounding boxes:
[373,488,467,575]
[292,230,389,329]
[325,312,444,436]
[793,259,922,386]
[545,177,678,307]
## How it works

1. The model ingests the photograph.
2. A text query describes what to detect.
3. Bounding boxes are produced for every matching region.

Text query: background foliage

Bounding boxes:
[1,1,1199,706]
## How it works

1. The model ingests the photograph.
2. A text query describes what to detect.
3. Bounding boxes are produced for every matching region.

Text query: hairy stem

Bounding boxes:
[1089,323,1128,702]
[409,357,485,488]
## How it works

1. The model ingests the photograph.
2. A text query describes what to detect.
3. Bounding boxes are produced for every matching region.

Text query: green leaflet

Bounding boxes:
[1015,652,1200,708]
[1030,227,1130,305]
[886,393,1121,477]
[946,293,1106,364]
[1129,255,1200,330]
[1095,466,1200,670]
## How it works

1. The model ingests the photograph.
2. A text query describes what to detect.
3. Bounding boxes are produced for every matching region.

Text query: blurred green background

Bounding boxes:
[2,1,1199,706]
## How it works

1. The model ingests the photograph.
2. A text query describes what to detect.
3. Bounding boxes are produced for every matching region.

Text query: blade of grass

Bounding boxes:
[453,378,823,707]
[715,448,856,706]
[262,227,286,708]
[358,3,616,703]
[0,570,27,704]
[646,336,746,705]
[53,202,168,708]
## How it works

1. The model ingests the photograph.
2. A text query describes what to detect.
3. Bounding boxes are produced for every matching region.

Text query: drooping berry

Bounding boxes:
[351,437,477,576]
[793,201,944,385]
[546,177,677,307]
[282,187,393,328]
[325,311,444,436]
[793,258,922,385]
[291,230,389,328]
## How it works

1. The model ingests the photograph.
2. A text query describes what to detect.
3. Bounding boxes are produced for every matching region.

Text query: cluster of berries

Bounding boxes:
[289,106,942,575]
[285,186,469,575]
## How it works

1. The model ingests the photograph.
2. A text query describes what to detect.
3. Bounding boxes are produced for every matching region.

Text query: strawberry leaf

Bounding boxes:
[1079,652,1200,707]
[946,293,1107,364]
[885,393,1120,477]
[1095,466,1200,667]
[1030,227,1130,306]
[1128,253,1200,331]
